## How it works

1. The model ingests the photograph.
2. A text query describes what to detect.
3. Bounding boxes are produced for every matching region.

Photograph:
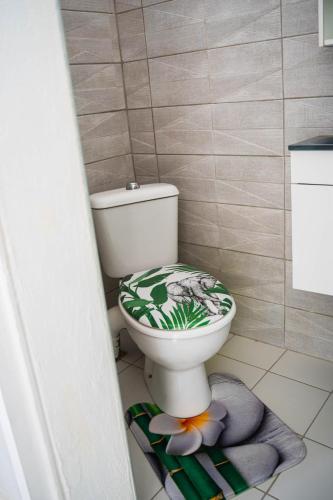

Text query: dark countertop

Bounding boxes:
[289,136,333,151]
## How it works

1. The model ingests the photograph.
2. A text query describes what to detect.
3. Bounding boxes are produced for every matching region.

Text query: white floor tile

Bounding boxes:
[270,438,333,500]
[152,488,169,500]
[306,394,333,448]
[253,373,328,435]
[118,365,153,410]
[127,429,162,500]
[206,354,265,389]
[220,336,284,370]
[116,359,129,374]
[271,350,333,391]
[120,329,142,364]
[236,488,264,499]
[255,476,276,492]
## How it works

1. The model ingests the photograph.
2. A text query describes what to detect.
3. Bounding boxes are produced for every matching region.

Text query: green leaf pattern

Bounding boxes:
[119,263,234,331]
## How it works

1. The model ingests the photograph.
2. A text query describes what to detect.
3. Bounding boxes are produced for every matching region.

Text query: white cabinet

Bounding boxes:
[290,138,333,296]
[319,0,333,47]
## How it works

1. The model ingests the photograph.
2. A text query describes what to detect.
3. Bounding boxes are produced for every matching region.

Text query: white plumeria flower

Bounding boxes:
[149,400,227,456]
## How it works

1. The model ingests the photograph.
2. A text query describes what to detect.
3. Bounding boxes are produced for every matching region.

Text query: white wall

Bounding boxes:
[0,1,135,498]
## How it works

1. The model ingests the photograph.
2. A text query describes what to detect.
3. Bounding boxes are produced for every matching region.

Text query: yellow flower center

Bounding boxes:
[179,411,210,431]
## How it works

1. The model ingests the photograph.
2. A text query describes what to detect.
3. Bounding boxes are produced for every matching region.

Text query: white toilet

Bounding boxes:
[90,183,236,418]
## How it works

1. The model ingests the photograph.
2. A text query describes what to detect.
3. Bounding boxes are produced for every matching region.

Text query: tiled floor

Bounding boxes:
[117,331,333,500]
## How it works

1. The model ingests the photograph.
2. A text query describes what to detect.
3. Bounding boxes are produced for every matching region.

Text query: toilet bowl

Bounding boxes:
[90,183,236,418]
[118,263,236,417]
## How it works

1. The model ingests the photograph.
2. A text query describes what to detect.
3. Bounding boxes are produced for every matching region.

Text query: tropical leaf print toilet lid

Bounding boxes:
[119,263,234,331]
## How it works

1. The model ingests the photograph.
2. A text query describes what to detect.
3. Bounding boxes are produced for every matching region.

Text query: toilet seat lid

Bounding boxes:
[119,263,234,331]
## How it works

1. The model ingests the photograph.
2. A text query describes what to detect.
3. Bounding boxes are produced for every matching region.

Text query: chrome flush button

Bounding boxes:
[126,181,140,190]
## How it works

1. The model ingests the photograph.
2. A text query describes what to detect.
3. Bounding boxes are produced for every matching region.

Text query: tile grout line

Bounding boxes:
[114,7,137,183]
[301,391,331,438]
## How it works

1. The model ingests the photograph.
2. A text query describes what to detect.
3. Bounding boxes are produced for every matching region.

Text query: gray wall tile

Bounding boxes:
[85,154,134,193]
[133,154,158,177]
[179,200,219,248]
[160,176,216,202]
[61,0,115,12]
[215,156,284,183]
[283,34,333,98]
[286,308,333,361]
[281,0,318,37]
[231,295,285,346]
[149,51,210,106]
[179,242,220,276]
[215,180,284,209]
[285,261,333,317]
[128,108,155,153]
[285,156,291,209]
[144,0,205,57]
[285,210,292,259]
[115,0,141,13]
[124,60,151,108]
[78,111,130,163]
[62,11,120,62]
[204,0,281,48]
[118,9,147,61]
[154,105,213,154]
[158,154,215,178]
[285,98,333,153]
[218,204,284,258]
[208,40,282,102]
[213,101,283,155]
[219,250,285,304]
[70,64,125,114]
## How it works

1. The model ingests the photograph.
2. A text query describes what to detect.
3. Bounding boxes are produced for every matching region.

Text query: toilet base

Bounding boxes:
[144,357,211,418]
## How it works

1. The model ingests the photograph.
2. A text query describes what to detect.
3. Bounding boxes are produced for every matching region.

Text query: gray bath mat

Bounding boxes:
[126,373,306,499]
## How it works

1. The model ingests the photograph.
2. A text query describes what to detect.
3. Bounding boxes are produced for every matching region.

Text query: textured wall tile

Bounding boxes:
[208,40,282,102]
[154,105,213,154]
[286,308,333,361]
[285,210,292,260]
[70,64,125,114]
[123,60,151,108]
[218,204,284,258]
[179,200,219,248]
[85,154,134,193]
[179,242,220,275]
[204,0,281,49]
[149,51,210,106]
[285,261,333,317]
[158,155,215,178]
[215,156,284,183]
[219,250,285,304]
[215,180,284,209]
[128,108,155,153]
[213,101,283,155]
[115,0,141,13]
[285,156,291,209]
[118,9,147,61]
[62,11,120,62]
[144,0,205,57]
[283,34,333,98]
[79,111,130,163]
[61,0,114,12]
[285,98,333,154]
[160,176,216,202]
[231,295,285,346]
[133,154,158,177]
[281,0,318,36]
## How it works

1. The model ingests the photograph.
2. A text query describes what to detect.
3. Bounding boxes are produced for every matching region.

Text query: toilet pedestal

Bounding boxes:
[144,357,211,418]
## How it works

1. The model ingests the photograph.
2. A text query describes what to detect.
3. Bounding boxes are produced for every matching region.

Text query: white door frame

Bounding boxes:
[0,1,135,498]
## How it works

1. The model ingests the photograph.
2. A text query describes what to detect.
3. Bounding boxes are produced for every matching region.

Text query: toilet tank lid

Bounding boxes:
[90,183,179,209]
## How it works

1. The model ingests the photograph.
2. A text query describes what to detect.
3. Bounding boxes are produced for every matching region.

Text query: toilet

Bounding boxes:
[90,183,236,418]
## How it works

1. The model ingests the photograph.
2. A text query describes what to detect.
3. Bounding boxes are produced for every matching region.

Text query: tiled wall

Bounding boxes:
[61,0,135,302]
[117,0,333,361]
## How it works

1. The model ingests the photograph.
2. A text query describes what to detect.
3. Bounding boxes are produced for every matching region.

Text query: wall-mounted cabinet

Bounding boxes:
[319,0,333,46]
[289,137,333,296]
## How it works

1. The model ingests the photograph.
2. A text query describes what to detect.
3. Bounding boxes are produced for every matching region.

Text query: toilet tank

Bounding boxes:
[90,183,179,278]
